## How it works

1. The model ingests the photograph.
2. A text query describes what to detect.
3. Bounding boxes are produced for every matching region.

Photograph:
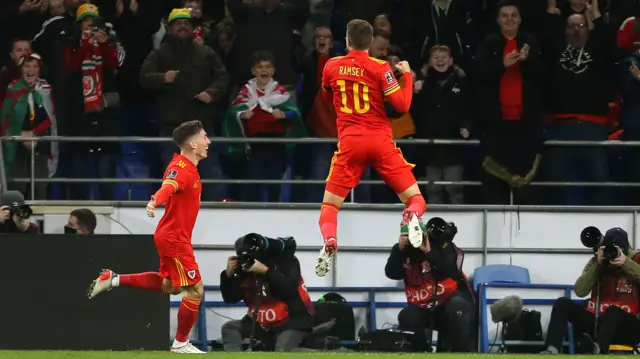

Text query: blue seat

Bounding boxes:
[114,151,151,201]
[475,265,532,353]
[473,264,531,292]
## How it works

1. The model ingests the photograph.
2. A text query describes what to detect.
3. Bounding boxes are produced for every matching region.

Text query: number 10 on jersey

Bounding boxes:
[337,80,370,114]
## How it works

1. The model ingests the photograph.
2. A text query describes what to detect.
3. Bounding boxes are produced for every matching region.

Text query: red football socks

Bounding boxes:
[119,272,164,292]
[175,296,201,342]
[406,194,427,217]
[319,202,339,242]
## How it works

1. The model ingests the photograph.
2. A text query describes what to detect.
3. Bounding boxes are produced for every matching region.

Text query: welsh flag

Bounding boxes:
[223,78,306,156]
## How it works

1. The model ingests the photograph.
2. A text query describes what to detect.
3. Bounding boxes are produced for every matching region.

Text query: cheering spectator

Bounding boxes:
[544,2,612,205]
[33,0,125,134]
[0,38,32,108]
[474,0,544,205]
[140,8,228,201]
[369,29,390,60]
[224,51,305,202]
[226,0,310,95]
[412,45,469,205]
[61,4,120,200]
[298,26,342,202]
[1,52,58,200]
[407,0,470,70]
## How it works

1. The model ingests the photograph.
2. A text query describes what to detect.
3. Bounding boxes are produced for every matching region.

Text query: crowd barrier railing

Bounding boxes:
[2,136,640,203]
[171,284,581,353]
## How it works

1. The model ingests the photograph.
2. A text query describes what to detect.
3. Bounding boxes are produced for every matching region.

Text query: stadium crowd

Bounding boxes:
[2,0,640,206]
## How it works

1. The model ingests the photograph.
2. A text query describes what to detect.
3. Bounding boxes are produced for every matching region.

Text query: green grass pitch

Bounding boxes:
[0,352,621,359]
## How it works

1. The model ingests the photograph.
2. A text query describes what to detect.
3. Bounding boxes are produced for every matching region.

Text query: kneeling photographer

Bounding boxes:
[220,233,315,352]
[542,227,640,354]
[385,217,475,352]
[0,191,37,233]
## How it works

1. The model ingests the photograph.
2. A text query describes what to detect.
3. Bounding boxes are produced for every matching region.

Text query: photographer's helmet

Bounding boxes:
[604,228,630,255]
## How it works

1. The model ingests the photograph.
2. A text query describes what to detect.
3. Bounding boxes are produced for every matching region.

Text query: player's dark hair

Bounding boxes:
[251,50,276,67]
[70,208,97,234]
[496,0,521,17]
[372,28,391,41]
[172,120,204,147]
[9,36,31,52]
[346,19,373,50]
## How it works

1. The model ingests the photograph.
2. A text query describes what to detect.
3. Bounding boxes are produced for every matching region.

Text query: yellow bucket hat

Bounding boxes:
[168,8,193,24]
[76,3,99,22]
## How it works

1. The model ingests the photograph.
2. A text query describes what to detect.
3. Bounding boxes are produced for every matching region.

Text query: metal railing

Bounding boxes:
[2,136,639,202]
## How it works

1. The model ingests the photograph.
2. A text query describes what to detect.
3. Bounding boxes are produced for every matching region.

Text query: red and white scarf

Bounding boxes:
[81,40,104,113]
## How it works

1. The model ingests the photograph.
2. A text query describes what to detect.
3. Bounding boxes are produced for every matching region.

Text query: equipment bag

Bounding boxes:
[500,309,544,353]
[303,292,355,349]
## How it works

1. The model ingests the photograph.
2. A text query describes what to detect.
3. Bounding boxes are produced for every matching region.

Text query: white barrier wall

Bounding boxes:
[43,207,640,342]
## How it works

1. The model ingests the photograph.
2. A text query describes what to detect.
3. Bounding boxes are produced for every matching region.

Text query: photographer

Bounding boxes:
[542,228,640,354]
[0,191,37,234]
[219,234,315,352]
[385,218,475,352]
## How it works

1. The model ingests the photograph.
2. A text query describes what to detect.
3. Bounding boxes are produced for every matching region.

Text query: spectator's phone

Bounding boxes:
[92,16,107,32]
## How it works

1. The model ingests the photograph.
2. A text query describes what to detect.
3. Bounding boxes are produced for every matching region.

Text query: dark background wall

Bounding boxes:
[0,235,169,350]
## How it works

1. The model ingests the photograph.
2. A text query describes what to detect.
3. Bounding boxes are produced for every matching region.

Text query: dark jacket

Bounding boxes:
[474,31,545,131]
[412,67,470,166]
[385,242,472,300]
[408,0,471,67]
[544,16,612,118]
[113,0,162,105]
[620,53,640,138]
[0,219,38,234]
[139,36,229,129]
[227,0,309,87]
[220,255,313,333]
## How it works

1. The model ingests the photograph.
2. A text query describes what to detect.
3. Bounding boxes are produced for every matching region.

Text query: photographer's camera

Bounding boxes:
[581,226,629,263]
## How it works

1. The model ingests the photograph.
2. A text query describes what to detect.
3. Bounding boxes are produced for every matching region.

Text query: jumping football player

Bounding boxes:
[316,19,427,277]
[87,120,209,354]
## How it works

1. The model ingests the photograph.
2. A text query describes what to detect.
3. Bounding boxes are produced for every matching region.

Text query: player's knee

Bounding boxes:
[166,286,181,295]
[183,281,204,300]
[161,278,182,295]
[323,186,348,204]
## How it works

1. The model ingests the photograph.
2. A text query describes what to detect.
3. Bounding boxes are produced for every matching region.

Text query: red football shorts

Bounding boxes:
[158,252,201,287]
[325,134,416,198]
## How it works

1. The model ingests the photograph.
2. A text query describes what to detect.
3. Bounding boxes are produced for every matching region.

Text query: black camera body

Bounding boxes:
[581,226,629,262]
[92,16,107,32]
[9,204,32,220]
[426,217,458,244]
[233,233,296,277]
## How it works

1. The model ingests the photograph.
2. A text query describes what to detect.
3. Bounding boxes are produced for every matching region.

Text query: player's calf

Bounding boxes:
[173,282,204,351]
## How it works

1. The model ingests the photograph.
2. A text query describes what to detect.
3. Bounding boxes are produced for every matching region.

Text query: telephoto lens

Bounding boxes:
[426,217,457,242]
[580,226,603,250]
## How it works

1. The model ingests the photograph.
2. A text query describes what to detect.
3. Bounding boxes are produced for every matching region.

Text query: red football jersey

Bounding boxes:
[154,154,202,256]
[322,50,400,139]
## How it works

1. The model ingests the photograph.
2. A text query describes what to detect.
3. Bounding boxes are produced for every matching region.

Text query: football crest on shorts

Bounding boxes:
[385,71,394,84]
[166,169,178,179]
[187,270,196,279]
